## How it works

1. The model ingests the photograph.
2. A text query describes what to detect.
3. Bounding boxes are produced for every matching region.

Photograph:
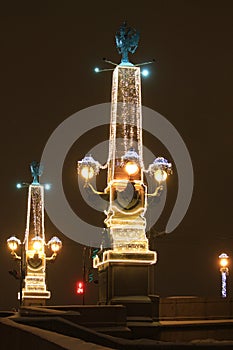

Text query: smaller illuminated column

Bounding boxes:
[7,161,62,306]
[219,253,229,298]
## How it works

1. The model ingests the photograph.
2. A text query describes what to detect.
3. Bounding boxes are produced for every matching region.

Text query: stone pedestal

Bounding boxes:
[22,296,47,307]
[97,256,159,321]
[21,272,50,306]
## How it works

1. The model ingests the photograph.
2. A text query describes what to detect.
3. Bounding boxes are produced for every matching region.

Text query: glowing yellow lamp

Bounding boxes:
[125,161,139,176]
[32,236,43,251]
[154,169,168,182]
[219,253,229,268]
[48,236,62,253]
[51,242,60,252]
[7,236,20,251]
[220,259,228,267]
[81,166,94,180]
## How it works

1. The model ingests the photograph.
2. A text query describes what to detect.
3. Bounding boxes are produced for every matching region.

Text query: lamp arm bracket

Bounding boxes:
[100,163,108,170]
[147,185,164,197]
[88,183,105,195]
[11,252,21,260]
[46,253,57,261]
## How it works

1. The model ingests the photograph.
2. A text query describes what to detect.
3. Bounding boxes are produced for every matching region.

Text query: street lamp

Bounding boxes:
[7,236,21,254]
[7,234,62,306]
[7,161,62,306]
[7,236,25,306]
[219,253,229,298]
[77,155,101,186]
[77,23,173,306]
[47,236,62,256]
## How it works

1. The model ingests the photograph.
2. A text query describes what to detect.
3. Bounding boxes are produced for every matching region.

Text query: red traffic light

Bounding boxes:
[76,281,84,295]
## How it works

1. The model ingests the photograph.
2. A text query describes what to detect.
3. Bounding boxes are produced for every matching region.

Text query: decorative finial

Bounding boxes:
[115,22,139,66]
[30,161,43,185]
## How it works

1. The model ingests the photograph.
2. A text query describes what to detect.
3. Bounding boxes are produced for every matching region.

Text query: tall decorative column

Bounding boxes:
[78,23,171,317]
[22,162,50,305]
[7,161,62,306]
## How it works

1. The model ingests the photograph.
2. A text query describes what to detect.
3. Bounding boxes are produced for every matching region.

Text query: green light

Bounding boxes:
[88,272,94,283]
[91,248,99,259]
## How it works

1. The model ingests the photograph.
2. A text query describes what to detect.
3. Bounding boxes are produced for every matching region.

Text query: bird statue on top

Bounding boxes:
[30,161,43,185]
[115,22,139,65]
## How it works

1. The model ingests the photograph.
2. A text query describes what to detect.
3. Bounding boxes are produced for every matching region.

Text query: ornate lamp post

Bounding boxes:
[219,253,229,298]
[77,23,172,311]
[7,161,62,306]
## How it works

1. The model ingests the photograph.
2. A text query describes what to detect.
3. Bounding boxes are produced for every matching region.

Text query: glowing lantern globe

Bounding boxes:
[7,236,21,251]
[125,161,139,176]
[32,236,43,251]
[154,169,168,182]
[81,166,95,180]
[48,236,62,253]
[77,155,101,181]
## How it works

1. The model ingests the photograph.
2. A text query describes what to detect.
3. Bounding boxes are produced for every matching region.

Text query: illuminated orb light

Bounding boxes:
[220,258,228,268]
[141,68,149,77]
[148,156,172,182]
[32,236,43,251]
[7,236,21,251]
[125,161,139,176]
[51,242,60,252]
[81,166,95,180]
[16,183,22,189]
[44,183,51,190]
[94,67,100,73]
[122,148,141,176]
[77,155,101,181]
[219,253,229,268]
[48,236,62,253]
[154,169,168,182]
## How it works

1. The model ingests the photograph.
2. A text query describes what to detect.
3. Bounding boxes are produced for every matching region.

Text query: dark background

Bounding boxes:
[0,1,232,310]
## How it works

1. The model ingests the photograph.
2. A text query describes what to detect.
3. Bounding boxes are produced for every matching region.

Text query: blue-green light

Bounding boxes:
[141,69,149,77]
[94,67,100,73]
[16,183,22,189]
[44,184,51,190]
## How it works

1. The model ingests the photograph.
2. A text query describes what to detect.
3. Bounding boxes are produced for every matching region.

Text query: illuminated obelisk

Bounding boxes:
[78,23,171,312]
[93,23,156,266]
[7,161,62,306]
[22,161,51,305]
[94,23,157,309]
[104,56,149,254]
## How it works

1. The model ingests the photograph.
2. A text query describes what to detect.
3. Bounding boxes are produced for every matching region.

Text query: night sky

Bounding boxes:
[0,2,232,310]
